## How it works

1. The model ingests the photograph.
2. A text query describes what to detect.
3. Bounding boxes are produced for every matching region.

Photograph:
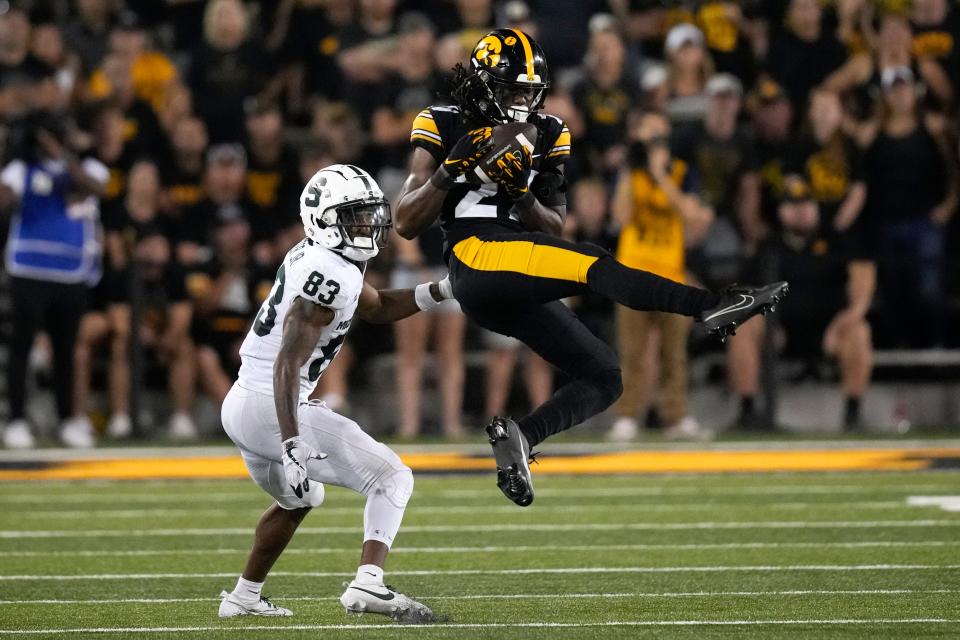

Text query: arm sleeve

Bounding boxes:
[409,108,445,164]
[543,124,571,166]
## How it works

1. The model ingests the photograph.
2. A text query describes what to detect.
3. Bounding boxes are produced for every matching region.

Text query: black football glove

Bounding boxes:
[430,127,493,190]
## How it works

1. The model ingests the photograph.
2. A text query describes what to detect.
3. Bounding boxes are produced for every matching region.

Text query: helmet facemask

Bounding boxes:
[317,197,391,262]
[489,76,546,123]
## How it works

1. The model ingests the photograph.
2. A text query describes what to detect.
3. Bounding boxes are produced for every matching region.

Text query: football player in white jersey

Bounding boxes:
[218,164,450,624]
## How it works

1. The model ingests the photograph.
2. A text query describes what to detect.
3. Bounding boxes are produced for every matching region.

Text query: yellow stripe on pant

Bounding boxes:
[452,236,598,283]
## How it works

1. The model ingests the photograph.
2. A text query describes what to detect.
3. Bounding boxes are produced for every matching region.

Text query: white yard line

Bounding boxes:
[1,589,957,606]
[12,500,911,520]
[2,483,957,504]
[3,564,958,581]
[0,619,954,634]
[439,484,960,498]
[0,540,955,558]
[0,438,956,461]
[2,519,958,539]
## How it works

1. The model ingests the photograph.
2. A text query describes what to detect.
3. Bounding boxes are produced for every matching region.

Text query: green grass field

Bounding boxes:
[1,470,959,639]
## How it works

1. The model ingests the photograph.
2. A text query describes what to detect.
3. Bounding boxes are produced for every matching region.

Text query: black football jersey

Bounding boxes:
[410,105,570,256]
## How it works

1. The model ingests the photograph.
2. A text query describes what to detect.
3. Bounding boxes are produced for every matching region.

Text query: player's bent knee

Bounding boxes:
[596,368,624,407]
[369,465,414,510]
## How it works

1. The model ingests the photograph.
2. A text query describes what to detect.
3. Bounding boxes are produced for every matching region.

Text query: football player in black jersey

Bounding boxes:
[396,28,788,507]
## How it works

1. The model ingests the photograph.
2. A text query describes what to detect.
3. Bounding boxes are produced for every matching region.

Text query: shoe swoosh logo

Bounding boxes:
[703,294,754,323]
[351,586,395,601]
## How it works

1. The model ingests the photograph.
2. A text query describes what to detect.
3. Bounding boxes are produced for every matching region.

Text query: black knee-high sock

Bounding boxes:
[586,256,720,317]
[518,369,622,448]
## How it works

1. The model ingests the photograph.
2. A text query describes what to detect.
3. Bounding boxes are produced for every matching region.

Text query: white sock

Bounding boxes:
[233,576,263,603]
[356,564,383,585]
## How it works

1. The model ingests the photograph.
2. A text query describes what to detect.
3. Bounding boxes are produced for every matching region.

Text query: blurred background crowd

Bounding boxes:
[1,0,958,448]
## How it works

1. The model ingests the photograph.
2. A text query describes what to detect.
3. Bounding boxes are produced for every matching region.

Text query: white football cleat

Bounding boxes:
[218,590,292,618]
[168,413,198,441]
[664,416,714,442]
[60,416,95,449]
[606,416,639,442]
[107,414,132,439]
[3,420,35,449]
[340,581,435,624]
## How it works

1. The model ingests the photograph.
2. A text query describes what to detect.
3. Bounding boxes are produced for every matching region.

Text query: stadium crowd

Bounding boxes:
[0,0,958,448]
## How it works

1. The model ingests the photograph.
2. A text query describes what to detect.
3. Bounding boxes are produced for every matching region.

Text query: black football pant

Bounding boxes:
[7,277,88,422]
[448,232,717,447]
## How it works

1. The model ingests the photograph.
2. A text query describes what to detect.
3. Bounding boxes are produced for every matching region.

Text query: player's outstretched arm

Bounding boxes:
[395,148,446,239]
[356,277,453,324]
[274,298,335,442]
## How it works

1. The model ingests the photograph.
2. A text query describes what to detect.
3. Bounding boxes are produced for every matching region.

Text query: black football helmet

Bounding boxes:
[452,28,550,125]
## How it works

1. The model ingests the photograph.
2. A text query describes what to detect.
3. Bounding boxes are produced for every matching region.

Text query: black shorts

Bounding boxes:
[448,232,619,380]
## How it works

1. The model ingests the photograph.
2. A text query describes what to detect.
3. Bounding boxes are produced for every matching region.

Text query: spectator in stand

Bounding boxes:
[570,16,637,181]
[391,228,466,440]
[0,112,108,449]
[749,79,794,225]
[187,208,274,405]
[180,144,268,266]
[337,0,399,93]
[766,0,847,112]
[188,0,275,143]
[608,112,715,442]
[911,0,960,107]
[692,1,757,87]
[311,101,368,167]
[62,0,115,75]
[73,160,166,440]
[785,88,866,232]
[86,11,178,116]
[161,115,208,222]
[242,97,301,250]
[367,13,440,179]
[449,0,495,37]
[274,0,354,109]
[827,11,953,136]
[28,19,79,109]
[0,7,36,118]
[84,51,167,159]
[728,180,875,430]
[91,103,135,209]
[156,82,193,135]
[125,229,198,439]
[862,66,958,347]
[647,23,713,127]
[672,73,763,287]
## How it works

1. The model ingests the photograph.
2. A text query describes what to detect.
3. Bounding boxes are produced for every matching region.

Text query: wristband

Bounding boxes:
[429,166,457,190]
[437,275,453,300]
[415,282,440,310]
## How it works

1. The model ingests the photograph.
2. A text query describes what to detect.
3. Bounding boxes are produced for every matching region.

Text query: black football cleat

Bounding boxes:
[485,416,534,507]
[699,281,790,342]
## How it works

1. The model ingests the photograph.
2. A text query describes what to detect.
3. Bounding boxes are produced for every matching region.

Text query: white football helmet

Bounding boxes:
[299,164,391,261]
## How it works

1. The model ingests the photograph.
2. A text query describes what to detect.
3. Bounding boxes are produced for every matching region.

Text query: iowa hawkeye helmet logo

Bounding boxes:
[474,35,502,68]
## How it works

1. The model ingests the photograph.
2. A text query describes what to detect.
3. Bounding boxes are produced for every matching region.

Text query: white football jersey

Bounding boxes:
[237,238,363,401]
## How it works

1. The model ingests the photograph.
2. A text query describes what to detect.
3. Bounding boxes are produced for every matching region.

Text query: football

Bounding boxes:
[471,121,538,184]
